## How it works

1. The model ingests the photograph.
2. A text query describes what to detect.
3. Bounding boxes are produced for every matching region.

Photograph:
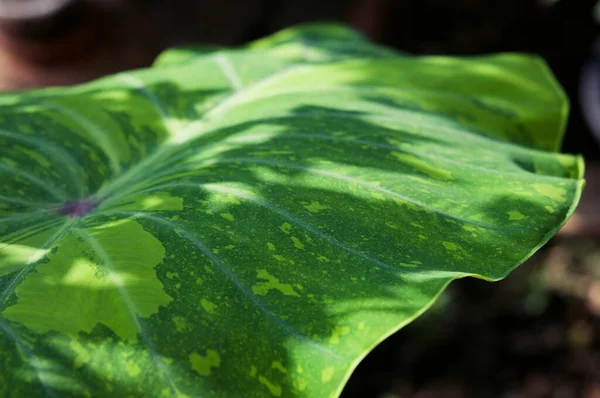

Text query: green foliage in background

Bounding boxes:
[0,24,583,397]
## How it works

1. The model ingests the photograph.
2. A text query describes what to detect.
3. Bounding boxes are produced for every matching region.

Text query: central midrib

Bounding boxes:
[94,61,306,202]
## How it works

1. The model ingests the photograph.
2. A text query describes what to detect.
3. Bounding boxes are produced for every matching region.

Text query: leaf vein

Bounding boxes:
[0,219,74,306]
[74,229,178,395]
[0,164,67,201]
[108,210,346,360]
[0,129,85,198]
[0,319,58,398]
[214,54,243,91]
[45,104,123,175]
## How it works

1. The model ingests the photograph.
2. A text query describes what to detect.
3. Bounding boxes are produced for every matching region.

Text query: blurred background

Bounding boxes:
[3,0,600,397]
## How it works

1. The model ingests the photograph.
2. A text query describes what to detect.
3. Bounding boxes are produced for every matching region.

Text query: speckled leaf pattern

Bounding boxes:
[0,24,584,397]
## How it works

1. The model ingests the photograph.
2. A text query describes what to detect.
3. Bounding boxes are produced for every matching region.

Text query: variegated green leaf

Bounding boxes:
[0,24,583,397]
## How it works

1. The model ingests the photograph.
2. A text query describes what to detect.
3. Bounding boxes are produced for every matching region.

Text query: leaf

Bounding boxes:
[0,23,584,397]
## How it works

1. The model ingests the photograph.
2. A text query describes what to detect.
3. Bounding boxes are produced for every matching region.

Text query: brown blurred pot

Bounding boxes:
[0,0,161,89]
